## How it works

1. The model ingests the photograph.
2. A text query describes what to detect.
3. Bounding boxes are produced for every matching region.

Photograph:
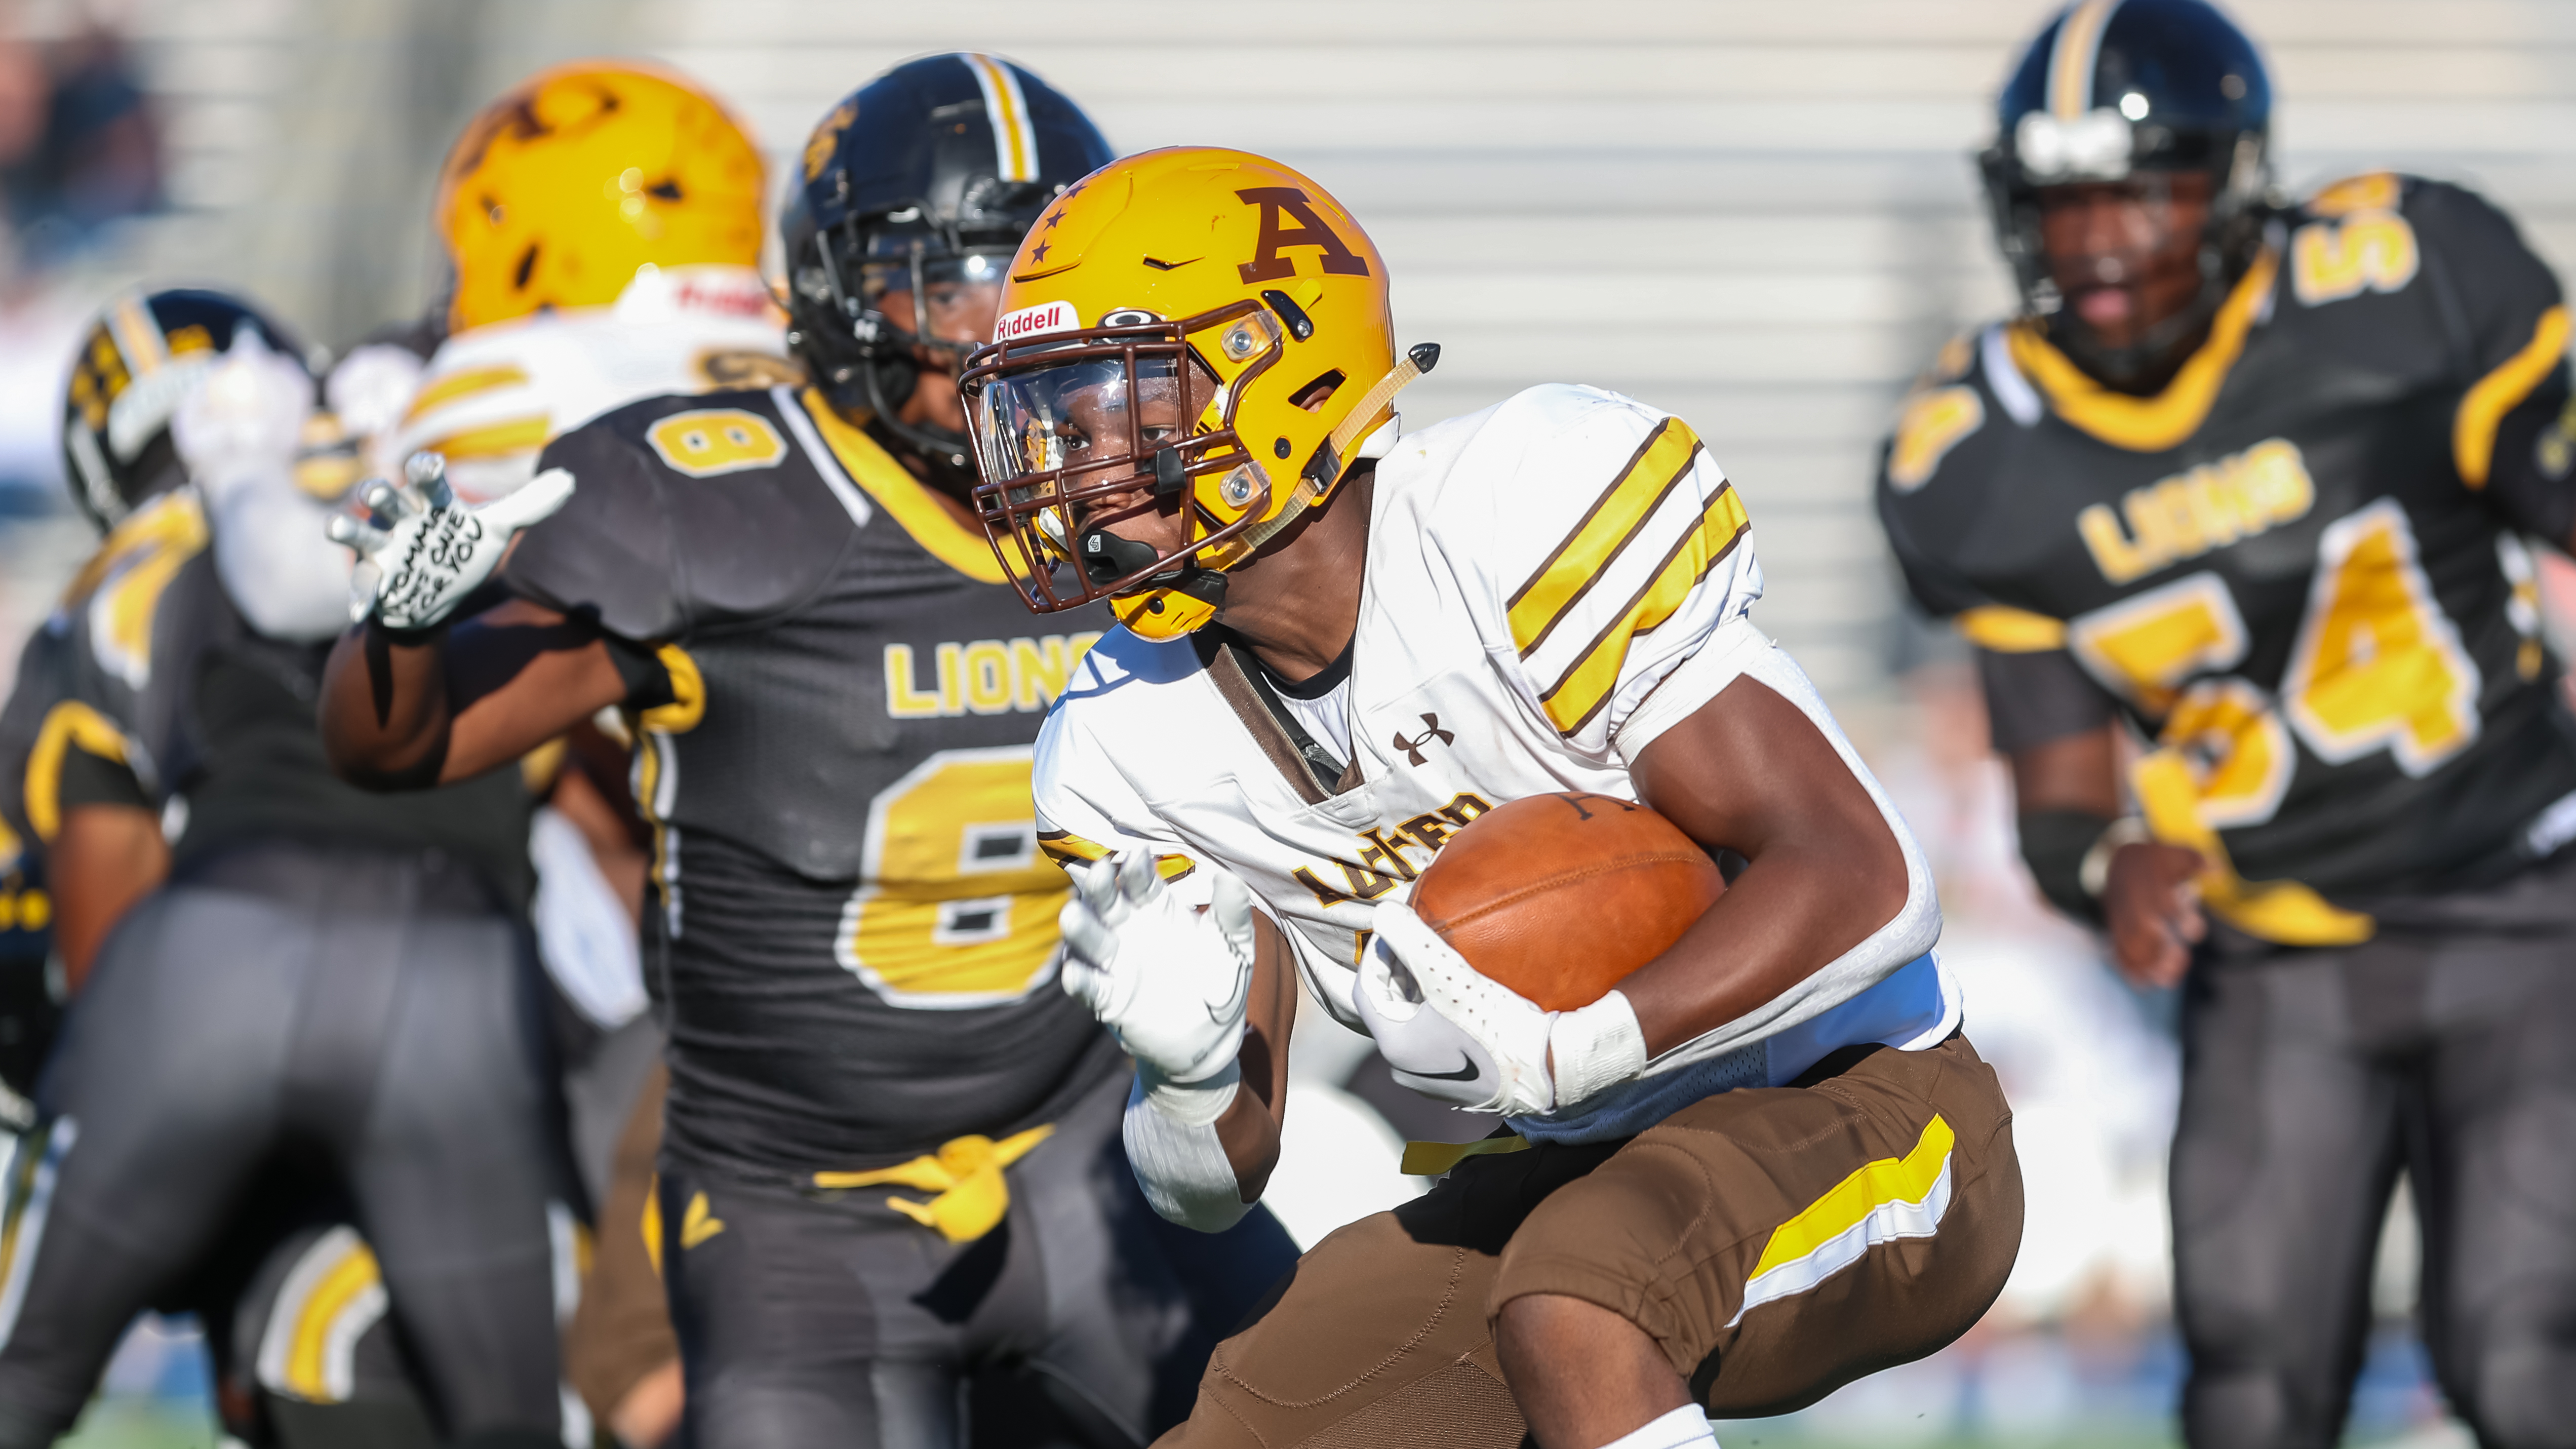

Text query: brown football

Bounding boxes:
[1409,793,1725,1011]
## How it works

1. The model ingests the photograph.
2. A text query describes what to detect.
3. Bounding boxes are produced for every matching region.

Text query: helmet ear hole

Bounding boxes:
[1290,370,1344,413]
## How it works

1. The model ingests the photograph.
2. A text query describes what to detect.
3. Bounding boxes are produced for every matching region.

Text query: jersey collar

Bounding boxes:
[795,387,1015,584]
[2004,245,2281,453]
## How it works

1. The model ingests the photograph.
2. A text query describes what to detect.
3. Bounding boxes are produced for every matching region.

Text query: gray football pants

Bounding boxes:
[2175,856,2576,1448]
[0,843,564,1449]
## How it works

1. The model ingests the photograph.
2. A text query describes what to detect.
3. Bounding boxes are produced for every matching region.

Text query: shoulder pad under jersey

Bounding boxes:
[503,388,856,642]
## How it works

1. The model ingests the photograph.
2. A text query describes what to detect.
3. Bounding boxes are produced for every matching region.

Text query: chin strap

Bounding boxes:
[1236,342,1441,554]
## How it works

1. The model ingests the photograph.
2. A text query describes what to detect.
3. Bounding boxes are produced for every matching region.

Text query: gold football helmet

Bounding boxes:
[434,62,764,333]
[961,147,1435,639]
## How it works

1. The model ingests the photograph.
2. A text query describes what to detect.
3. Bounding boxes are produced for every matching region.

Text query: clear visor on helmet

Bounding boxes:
[858,250,1010,348]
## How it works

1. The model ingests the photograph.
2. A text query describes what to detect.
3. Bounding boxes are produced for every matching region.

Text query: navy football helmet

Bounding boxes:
[60,287,311,532]
[1982,0,2276,388]
[782,53,1114,477]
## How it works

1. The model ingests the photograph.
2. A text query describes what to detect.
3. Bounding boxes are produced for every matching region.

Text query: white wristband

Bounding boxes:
[1122,1066,1252,1232]
[1549,989,1649,1112]
[2080,816,2153,899]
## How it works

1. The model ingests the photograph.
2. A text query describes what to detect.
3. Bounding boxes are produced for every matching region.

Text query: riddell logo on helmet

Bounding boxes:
[675,275,772,318]
[994,301,1078,341]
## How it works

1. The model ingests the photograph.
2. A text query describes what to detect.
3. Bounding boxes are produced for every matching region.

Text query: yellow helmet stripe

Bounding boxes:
[2048,0,2122,120]
[963,54,1038,183]
[108,292,167,377]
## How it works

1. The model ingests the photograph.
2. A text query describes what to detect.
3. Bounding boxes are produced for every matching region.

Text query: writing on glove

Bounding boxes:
[1058,850,1255,1085]
[1356,900,1646,1116]
[327,452,573,630]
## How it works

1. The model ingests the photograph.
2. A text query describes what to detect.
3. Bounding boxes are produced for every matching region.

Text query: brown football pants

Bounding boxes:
[565,1062,681,1426]
[1165,1032,2020,1447]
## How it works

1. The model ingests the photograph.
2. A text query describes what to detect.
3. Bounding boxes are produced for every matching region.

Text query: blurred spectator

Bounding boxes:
[4,17,163,264]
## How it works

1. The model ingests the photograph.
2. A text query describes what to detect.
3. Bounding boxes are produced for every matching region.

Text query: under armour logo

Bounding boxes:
[1392,714,1454,767]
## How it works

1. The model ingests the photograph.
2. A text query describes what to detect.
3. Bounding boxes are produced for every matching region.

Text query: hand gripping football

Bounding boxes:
[1408,793,1725,1010]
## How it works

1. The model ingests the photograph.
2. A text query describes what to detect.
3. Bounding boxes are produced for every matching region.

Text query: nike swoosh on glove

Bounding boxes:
[1352,918,1504,1109]
[1364,901,1648,1117]
[327,452,573,630]
[1058,850,1255,1085]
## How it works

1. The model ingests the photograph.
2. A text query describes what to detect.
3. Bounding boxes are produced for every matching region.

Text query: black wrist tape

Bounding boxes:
[2017,808,2116,924]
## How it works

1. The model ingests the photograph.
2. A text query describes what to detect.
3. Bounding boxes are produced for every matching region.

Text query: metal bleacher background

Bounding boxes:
[83,0,2576,706]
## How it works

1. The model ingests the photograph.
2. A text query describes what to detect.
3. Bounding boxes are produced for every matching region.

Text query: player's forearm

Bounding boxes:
[1118,908,1296,1227]
[320,621,455,790]
[53,804,170,993]
[1625,661,1930,1057]
[1620,824,1916,1056]
[1212,1085,1282,1200]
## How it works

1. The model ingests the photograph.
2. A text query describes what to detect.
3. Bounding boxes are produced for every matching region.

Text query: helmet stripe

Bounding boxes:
[107,291,167,377]
[963,54,1038,183]
[2047,0,2123,120]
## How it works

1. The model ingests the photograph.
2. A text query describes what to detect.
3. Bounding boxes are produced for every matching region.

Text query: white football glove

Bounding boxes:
[1058,850,1255,1085]
[171,328,311,506]
[326,452,573,630]
[1359,900,1648,1117]
[324,342,427,444]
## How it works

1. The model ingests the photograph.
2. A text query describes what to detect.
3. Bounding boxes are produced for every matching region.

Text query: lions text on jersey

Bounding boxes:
[505,385,1122,1175]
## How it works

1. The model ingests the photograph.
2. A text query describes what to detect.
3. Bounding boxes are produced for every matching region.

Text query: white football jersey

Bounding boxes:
[1036,384,1957,1133]
[386,264,796,503]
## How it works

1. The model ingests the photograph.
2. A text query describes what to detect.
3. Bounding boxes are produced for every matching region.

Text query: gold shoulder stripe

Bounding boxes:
[401,364,530,425]
[2308,172,2400,219]
[1887,386,1984,492]
[26,700,130,842]
[798,389,1013,584]
[2007,248,2279,453]
[2455,305,2570,489]
[1539,483,1750,735]
[59,491,206,611]
[1507,417,1703,658]
[419,416,551,461]
[1954,605,2068,653]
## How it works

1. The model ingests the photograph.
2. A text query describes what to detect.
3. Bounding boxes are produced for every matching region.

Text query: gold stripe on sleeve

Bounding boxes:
[1506,418,1704,658]
[26,700,130,842]
[1954,605,2069,653]
[417,415,551,461]
[1537,484,1751,735]
[2455,305,2570,489]
[400,364,531,425]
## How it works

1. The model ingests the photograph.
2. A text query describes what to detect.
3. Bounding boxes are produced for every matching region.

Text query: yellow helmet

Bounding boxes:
[435,62,765,333]
[960,147,1435,639]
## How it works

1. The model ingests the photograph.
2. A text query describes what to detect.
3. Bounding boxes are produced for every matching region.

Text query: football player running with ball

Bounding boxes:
[320,57,1295,1448]
[1875,3,2576,1444]
[959,146,2024,1449]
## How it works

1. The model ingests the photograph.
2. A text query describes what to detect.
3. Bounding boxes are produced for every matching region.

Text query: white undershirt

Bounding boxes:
[1271,674,1353,768]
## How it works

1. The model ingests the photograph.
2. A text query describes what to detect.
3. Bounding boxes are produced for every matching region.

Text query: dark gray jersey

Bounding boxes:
[507,386,1121,1176]
[0,492,530,907]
